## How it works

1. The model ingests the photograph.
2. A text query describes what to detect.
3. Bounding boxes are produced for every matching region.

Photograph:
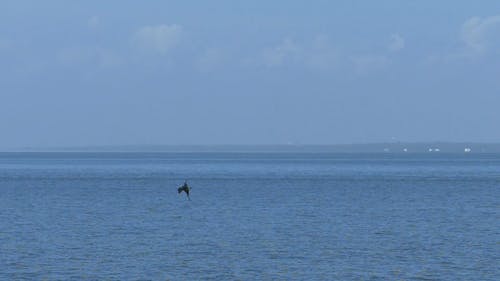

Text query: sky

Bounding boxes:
[1,0,500,148]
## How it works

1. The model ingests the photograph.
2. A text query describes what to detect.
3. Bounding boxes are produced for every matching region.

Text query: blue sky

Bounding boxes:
[1,1,500,148]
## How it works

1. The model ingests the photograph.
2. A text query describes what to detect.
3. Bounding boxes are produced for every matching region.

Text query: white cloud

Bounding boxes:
[97,49,123,68]
[262,38,300,67]
[132,24,182,55]
[255,34,403,73]
[195,48,226,72]
[461,15,500,54]
[261,35,339,70]
[388,34,405,52]
[305,35,340,70]
[351,55,390,73]
[430,15,500,63]
[58,47,122,68]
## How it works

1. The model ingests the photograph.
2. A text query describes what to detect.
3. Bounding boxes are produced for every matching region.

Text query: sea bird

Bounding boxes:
[178,181,191,200]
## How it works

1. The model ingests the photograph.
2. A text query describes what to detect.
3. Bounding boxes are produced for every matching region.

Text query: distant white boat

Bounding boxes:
[464,148,471,153]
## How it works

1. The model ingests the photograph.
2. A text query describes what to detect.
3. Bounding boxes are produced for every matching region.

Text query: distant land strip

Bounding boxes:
[6,143,500,153]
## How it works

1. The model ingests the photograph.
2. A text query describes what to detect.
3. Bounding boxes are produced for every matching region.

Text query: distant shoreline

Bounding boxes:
[3,143,500,153]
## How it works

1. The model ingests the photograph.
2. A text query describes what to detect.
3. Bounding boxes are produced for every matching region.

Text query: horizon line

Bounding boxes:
[2,142,500,153]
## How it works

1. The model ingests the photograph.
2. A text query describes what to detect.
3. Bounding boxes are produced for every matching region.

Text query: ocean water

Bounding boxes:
[0,152,498,280]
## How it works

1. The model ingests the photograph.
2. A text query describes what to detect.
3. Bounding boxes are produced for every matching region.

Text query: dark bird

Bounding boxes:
[177,180,191,200]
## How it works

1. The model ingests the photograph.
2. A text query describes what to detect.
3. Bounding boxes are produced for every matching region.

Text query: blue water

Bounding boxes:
[0,153,498,280]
